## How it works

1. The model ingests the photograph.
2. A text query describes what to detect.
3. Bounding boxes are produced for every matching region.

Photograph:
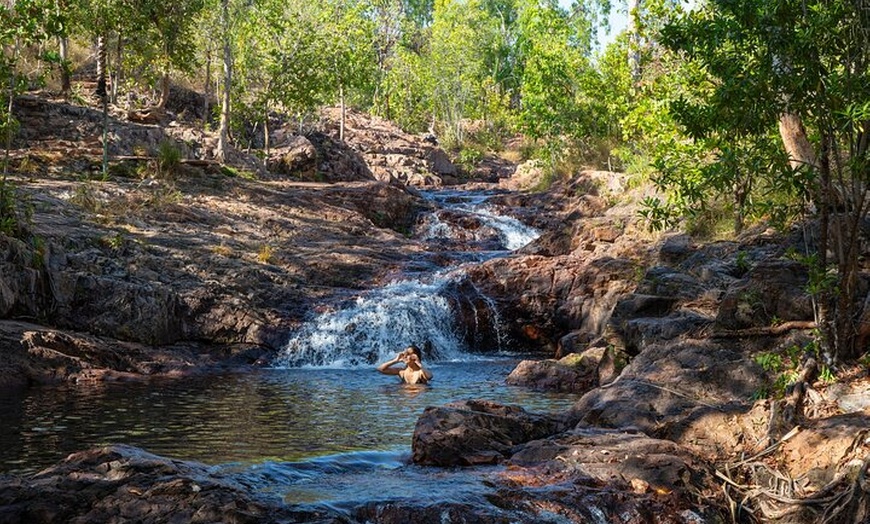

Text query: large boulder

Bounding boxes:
[496,427,727,523]
[466,255,639,351]
[568,339,769,459]
[266,135,318,178]
[506,349,604,393]
[716,258,814,329]
[411,400,568,467]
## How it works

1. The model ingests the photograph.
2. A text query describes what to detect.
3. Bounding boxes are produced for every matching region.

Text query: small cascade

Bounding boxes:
[417,190,539,252]
[276,189,539,368]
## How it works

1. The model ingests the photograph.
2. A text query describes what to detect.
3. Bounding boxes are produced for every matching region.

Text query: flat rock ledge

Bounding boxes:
[0,445,343,524]
[410,401,727,523]
[411,399,569,466]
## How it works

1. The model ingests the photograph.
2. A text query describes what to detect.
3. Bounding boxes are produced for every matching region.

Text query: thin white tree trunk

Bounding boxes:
[217,0,232,163]
[339,84,346,141]
[627,0,642,86]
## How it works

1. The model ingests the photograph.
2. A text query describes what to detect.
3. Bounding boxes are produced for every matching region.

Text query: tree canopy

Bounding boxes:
[1,0,868,360]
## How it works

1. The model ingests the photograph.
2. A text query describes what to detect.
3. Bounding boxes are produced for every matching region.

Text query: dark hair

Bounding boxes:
[407,345,422,359]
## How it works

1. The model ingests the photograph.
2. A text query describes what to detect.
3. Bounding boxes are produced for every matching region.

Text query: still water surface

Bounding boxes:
[0,358,577,503]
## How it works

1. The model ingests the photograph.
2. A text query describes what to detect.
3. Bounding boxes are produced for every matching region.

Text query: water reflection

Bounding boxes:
[0,359,578,477]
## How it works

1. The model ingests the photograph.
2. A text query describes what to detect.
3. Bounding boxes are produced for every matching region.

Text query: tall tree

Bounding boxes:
[660,0,870,361]
[217,0,231,162]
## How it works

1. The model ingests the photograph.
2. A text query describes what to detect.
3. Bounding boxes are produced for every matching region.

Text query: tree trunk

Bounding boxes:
[95,35,108,99]
[95,34,109,178]
[217,0,232,163]
[778,112,818,170]
[339,84,346,142]
[112,32,122,105]
[2,39,18,183]
[204,48,211,130]
[627,0,642,87]
[263,115,269,168]
[817,132,833,357]
[59,36,71,96]
[158,71,170,109]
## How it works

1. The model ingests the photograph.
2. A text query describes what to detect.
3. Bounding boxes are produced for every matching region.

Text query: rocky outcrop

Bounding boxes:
[505,349,606,393]
[411,399,568,466]
[312,107,457,187]
[0,445,345,524]
[409,410,729,522]
[502,427,724,522]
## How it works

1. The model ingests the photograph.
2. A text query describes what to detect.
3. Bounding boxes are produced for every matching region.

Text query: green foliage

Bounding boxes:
[754,338,838,399]
[456,147,484,173]
[156,140,182,178]
[753,344,803,399]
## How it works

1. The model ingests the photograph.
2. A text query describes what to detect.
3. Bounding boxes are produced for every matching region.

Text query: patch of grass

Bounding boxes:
[457,146,484,173]
[220,165,256,180]
[102,232,126,252]
[69,182,103,214]
[257,244,275,264]
[156,140,182,179]
[211,243,232,256]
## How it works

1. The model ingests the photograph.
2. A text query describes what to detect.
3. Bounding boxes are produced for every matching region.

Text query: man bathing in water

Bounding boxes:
[377,345,433,384]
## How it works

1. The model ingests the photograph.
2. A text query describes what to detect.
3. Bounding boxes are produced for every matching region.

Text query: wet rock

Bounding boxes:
[0,445,346,524]
[411,400,568,467]
[351,501,515,524]
[467,255,639,351]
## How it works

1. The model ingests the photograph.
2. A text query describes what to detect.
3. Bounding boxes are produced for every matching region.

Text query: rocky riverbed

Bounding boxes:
[0,92,868,523]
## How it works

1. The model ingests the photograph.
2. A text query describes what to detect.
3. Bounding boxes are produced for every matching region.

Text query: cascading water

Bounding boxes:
[274,276,468,368]
[275,189,540,368]
[417,190,540,253]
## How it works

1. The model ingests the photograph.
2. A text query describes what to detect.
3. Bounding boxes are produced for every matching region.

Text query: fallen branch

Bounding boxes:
[711,321,816,338]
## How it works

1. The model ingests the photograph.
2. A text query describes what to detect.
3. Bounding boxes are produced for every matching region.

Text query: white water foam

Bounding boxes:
[274,277,469,368]
[472,206,539,250]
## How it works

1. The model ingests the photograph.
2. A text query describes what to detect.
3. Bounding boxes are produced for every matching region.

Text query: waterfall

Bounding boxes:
[275,189,539,368]
[274,275,471,368]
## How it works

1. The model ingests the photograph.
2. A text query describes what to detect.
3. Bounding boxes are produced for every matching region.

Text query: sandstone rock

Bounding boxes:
[266,135,317,177]
[716,258,814,329]
[501,159,545,191]
[780,411,870,490]
[426,148,457,176]
[0,445,345,524]
[637,266,711,302]
[621,312,712,354]
[467,255,639,352]
[568,340,768,459]
[659,234,693,265]
[411,400,567,467]
[505,349,601,393]
[497,427,726,523]
[509,427,713,496]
